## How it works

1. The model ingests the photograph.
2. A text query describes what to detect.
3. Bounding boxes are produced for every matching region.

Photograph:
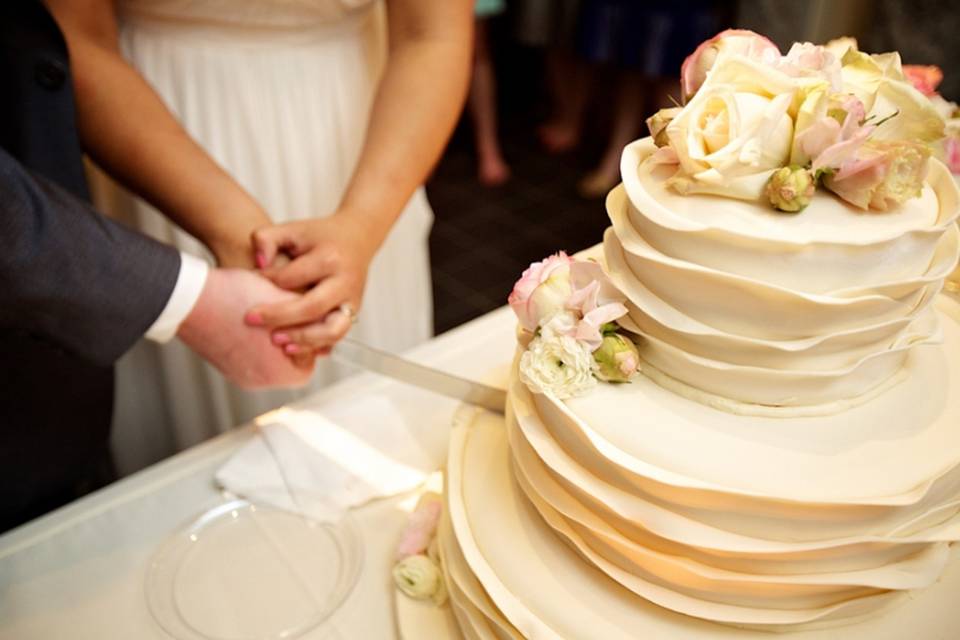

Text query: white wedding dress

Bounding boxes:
[96,0,434,472]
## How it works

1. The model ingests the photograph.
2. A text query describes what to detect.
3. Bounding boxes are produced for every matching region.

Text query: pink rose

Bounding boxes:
[396,495,442,561]
[796,94,874,172]
[903,65,944,97]
[777,43,842,89]
[945,136,960,175]
[510,255,628,347]
[508,252,574,332]
[824,141,931,211]
[566,261,628,350]
[680,29,780,100]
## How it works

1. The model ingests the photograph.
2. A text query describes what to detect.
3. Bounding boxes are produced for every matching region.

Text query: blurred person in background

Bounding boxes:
[576,0,727,198]
[512,0,586,154]
[470,0,510,185]
[45,0,472,472]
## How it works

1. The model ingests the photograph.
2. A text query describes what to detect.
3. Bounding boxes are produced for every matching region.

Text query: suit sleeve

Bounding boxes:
[0,146,181,366]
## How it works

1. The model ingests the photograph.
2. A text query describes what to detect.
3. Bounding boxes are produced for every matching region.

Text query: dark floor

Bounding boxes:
[426,43,619,334]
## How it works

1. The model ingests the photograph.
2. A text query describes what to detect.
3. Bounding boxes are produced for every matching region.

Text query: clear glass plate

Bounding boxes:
[146,497,362,640]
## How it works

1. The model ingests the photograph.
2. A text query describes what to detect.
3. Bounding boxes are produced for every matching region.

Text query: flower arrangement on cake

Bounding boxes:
[645,30,946,213]
[507,252,640,399]
[507,30,960,404]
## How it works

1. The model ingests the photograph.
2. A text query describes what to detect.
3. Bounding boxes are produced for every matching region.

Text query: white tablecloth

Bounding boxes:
[0,307,517,640]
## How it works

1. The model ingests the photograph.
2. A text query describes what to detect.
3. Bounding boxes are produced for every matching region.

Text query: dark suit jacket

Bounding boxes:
[0,2,182,531]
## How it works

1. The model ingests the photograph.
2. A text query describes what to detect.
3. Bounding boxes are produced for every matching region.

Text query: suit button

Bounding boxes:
[35,59,68,91]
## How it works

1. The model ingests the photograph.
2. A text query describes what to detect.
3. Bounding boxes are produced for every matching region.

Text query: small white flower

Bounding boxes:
[519,329,597,399]
[393,554,447,606]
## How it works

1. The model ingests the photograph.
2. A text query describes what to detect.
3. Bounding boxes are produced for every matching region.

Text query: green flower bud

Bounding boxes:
[766,166,816,213]
[592,333,641,383]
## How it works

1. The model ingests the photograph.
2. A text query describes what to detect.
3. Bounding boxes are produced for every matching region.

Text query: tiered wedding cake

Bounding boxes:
[436,32,960,636]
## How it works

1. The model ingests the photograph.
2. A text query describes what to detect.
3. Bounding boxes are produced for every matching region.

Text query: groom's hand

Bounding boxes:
[177,269,316,389]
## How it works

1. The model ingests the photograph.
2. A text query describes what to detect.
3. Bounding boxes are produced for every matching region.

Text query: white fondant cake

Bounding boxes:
[435,31,960,637]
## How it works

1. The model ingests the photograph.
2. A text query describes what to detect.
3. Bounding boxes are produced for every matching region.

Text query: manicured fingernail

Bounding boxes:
[284,344,301,354]
[245,311,263,326]
[273,333,290,346]
[255,252,268,269]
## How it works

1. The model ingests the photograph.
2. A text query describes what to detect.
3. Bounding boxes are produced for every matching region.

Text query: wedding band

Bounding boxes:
[339,303,358,324]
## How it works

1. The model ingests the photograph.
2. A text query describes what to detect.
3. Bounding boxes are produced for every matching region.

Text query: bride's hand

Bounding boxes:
[243,214,379,355]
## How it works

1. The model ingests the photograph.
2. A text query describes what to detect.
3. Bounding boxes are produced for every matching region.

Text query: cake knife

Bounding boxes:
[333,338,507,414]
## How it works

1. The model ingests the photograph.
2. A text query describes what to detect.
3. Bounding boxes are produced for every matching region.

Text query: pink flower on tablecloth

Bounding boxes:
[396,495,442,560]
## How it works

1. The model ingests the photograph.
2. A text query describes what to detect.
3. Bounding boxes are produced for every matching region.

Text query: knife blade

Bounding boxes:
[333,338,506,414]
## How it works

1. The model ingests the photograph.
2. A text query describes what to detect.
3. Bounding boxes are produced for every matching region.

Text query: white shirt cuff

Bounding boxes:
[145,253,210,343]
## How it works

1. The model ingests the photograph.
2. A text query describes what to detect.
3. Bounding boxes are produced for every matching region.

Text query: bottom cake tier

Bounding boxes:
[439,408,960,638]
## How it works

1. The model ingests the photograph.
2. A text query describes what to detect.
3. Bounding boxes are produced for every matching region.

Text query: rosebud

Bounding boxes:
[766,166,816,213]
[393,554,448,606]
[646,107,682,147]
[592,333,641,383]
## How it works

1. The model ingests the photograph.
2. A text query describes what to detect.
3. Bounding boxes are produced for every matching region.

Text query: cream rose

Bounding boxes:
[841,49,944,146]
[665,57,799,201]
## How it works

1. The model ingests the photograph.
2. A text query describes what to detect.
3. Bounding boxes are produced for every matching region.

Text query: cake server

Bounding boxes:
[333,338,507,413]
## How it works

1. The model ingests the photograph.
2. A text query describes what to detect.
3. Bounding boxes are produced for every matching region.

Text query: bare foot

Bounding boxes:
[537,122,580,153]
[479,154,511,186]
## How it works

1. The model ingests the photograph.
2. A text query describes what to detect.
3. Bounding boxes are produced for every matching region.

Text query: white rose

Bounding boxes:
[393,554,448,606]
[665,56,801,200]
[840,49,944,145]
[519,328,597,399]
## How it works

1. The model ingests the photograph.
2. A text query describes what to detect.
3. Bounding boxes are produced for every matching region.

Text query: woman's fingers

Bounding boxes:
[273,307,353,352]
[252,222,303,269]
[261,250,337,291]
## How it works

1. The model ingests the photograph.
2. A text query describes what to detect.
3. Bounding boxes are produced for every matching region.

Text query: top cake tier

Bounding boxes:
[621,139,958,293]
[605,138,960,414]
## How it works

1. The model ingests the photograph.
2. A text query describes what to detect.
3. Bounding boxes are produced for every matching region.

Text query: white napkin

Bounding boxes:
[216,395,435,523]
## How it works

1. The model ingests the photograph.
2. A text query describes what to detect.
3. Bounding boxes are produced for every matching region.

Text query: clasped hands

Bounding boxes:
[247,214,376,364]
[189,214,377,390]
